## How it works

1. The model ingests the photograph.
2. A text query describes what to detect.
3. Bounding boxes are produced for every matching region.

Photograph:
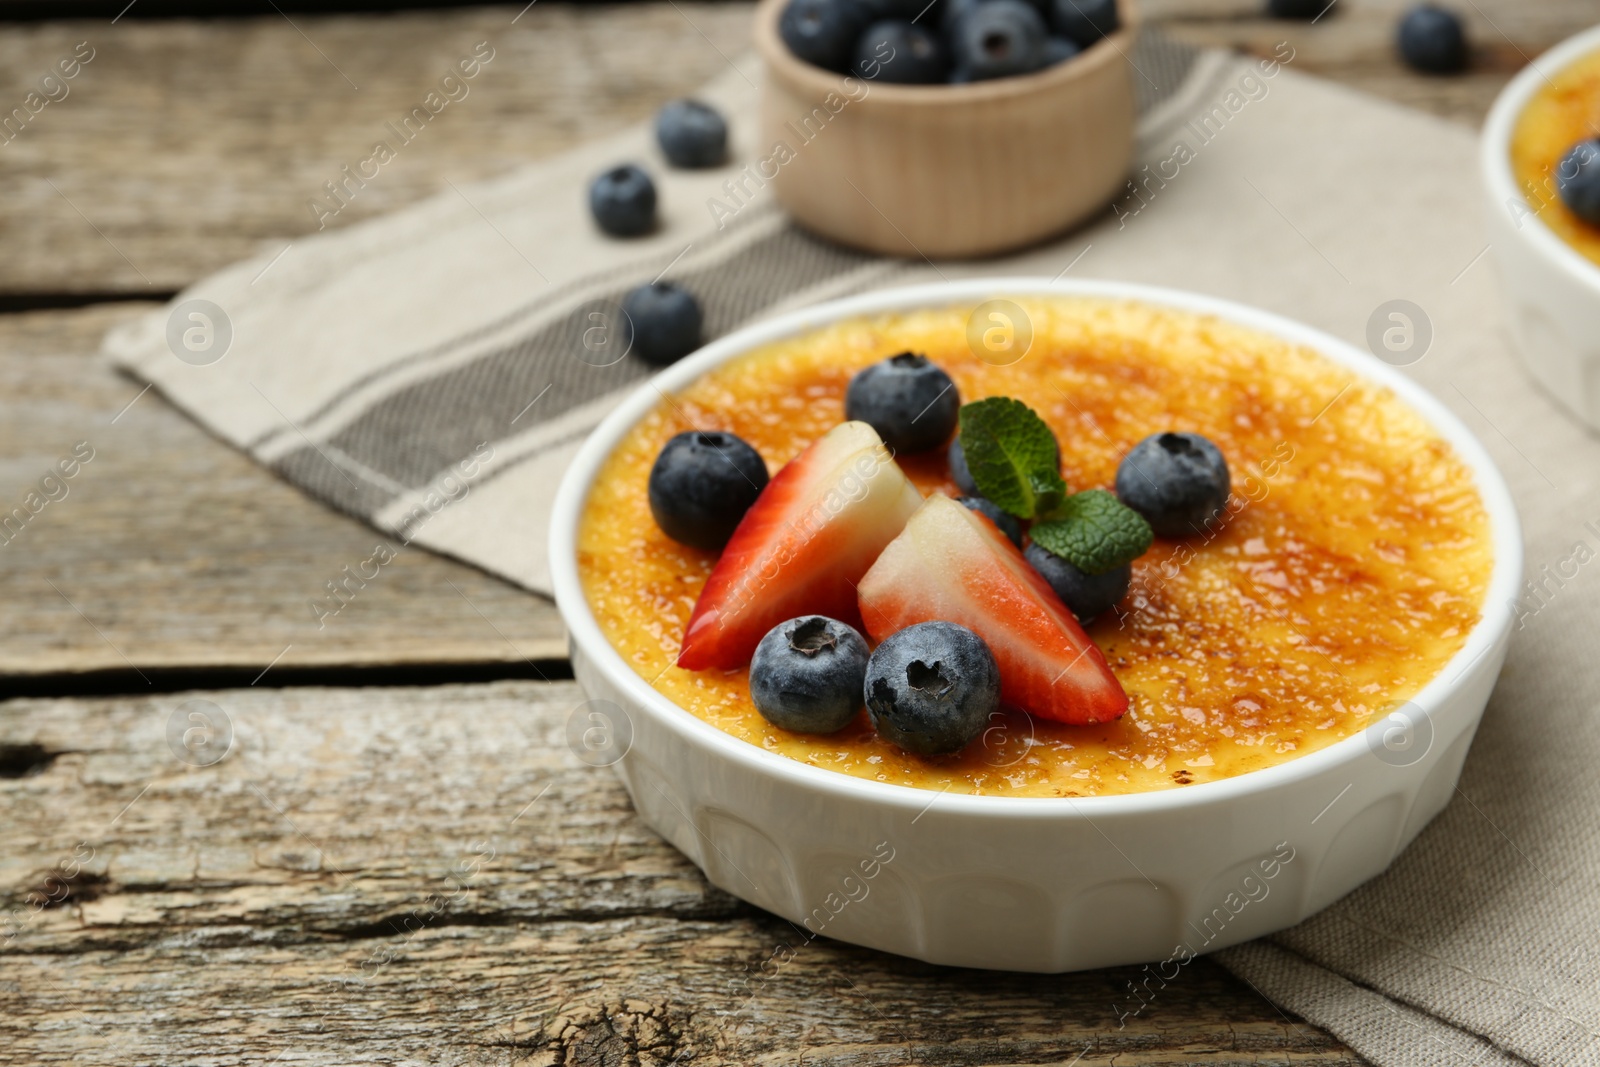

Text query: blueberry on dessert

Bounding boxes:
[1115,432,1230,538]
[1050,0,1118,48]
[622,281,703,366]
[1397,4,1467,75]
[863,620,1000,756]
[655,100,728,169]
[948,435,979,494]
[854,20,948,83]
[1025,487,1149,619]
[749,616,871,733]
[1024,543,1129,621]
[780,0,870,72]
[648,430,768,551]
[1557,140,1600,226]
[950,0,1049,81]
[956,495,1023,547]
[844,352,960,453]
[860,494,1129,724]
[589,164,657,237]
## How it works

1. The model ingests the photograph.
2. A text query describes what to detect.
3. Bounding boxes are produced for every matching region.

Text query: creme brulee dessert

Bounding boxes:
[1511,47,1600,265]
[578,297,1493,798]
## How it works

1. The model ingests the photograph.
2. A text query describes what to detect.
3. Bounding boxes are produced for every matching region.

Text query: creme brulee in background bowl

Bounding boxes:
[548,278,1520,972]
[1483,21,1600,430]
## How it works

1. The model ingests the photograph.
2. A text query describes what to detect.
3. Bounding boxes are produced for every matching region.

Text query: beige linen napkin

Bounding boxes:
[105,30,1600,1066]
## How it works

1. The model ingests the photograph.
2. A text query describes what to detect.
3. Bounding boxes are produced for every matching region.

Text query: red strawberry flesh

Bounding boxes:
[857,494,1128,724]
[677,421,923,671]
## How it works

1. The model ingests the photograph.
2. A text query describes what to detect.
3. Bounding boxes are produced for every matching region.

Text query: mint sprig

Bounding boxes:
[1030,490,1153,576]
[958,397,1065,520]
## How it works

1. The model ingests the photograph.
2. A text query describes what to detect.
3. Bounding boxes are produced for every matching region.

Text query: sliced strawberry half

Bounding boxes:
[677,421,923,671]
[857,494,1128,724]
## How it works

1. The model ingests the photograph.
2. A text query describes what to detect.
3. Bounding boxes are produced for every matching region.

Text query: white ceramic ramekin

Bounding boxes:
[549,279,1521,973]
[1482,22,1600,430]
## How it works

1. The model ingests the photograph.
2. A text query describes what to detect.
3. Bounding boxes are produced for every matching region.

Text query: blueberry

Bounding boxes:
[854,20,948,83]
[750,616,871,733]
[958,495,1023,547]
[844,352,960,453]
[864,621,1000,756]
[939,0,983,35]
[1265,0,1326,17]
[648,430,769,551]
[951,0,1048,81]
[622,282,703,366]
[1043,35,1081,66]
[1115,432,1231,539]
[1557,140,1600,226]
[948,436,978,494]
[857,0,925,18]
[655,100,728,169]
[1024,543,1129,621]
[780,0,871,72]
[944,0,1052,33]
[589,164,656,237]
[1397,4,1466,74]
[1050,0,1118,48]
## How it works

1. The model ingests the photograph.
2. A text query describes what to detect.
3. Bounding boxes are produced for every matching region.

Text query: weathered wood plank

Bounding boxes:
[0,4,757,295]
[0,303,566,678]
[0,680,1363,1065]
[0,0,1591,295]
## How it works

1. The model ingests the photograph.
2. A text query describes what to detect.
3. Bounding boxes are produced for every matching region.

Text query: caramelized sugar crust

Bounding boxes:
[578,299,1492,797]
[1511,49,1600,266]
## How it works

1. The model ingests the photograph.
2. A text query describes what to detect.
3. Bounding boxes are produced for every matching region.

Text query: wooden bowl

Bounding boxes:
[752,0,1138,259]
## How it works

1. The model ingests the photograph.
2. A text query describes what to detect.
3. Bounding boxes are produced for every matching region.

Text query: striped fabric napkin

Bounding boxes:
[100,31,1198,594]
[105,28,1600,1067]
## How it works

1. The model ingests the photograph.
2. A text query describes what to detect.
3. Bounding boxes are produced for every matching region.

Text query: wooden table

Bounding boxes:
[1,2,1588,1062]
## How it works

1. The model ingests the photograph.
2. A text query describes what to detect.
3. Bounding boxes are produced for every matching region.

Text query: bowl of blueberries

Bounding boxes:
[752,0,1137,258]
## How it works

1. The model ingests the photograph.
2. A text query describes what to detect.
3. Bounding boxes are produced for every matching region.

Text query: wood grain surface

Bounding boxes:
[3,0,1591,679]
[0,4,757,295]
[0,303,567,681]
[0,680,1363,1065]
[4,2,1596,1063]
[0,0,1588,297]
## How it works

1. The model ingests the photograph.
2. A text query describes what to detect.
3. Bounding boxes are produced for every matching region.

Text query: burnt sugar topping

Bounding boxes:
[1511,47,1600,266]
[578,297,1493,798]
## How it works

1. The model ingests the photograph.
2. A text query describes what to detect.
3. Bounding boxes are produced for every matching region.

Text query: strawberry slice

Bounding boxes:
[857,494,1128,724]
[677,422,923,671]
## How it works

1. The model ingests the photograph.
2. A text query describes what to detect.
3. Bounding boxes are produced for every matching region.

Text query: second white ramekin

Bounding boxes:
[1482,22,1600,431]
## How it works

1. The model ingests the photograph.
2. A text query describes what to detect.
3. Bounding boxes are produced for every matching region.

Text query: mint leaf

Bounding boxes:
[958,397,1063,519]
[1029,469,1066,517]
[1031,489,1153,575]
